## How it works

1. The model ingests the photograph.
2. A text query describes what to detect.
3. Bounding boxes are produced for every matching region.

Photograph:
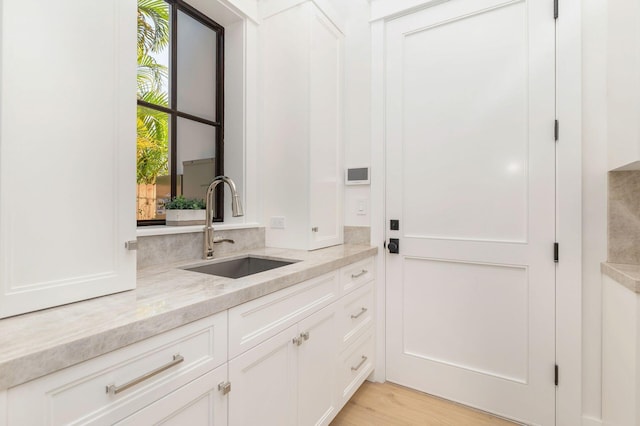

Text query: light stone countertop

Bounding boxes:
[601,262,640,294]
[0,244,377,390]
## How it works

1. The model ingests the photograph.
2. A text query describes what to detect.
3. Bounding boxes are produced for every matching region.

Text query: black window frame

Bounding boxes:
[137,0,225,226]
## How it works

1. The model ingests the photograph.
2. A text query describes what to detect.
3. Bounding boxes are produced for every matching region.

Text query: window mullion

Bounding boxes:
[170,2,178,200]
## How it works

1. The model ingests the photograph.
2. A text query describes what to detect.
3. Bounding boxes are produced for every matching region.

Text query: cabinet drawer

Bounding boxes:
[8,312,227,426]
[340,257,374,295]
[340,282,374,349]
[337,328,374,407]
[115,364,227,426]
[228,271,339,359]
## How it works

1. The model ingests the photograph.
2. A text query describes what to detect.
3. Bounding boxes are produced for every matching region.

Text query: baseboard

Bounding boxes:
[583,415,603,426]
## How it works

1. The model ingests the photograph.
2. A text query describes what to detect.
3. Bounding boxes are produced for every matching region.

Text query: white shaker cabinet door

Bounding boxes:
[261,1,343,251]
[0,0,137,317]
[228,325,298,426]
[297,302,340,426]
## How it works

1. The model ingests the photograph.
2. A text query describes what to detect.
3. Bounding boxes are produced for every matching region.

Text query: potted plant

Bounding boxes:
[164,195,206,226]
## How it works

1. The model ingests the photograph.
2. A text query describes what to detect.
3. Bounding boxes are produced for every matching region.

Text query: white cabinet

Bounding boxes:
[602,274,640,426]
[228,325,298,426]
[7,313,227,425]
[228,303,340,426]
[261,1,344,250]
[228,257,376,425]
[607,0,640,170]
[5,256,376,426]
[0,0,137,318]
[337,329,375,407]
[297,303,340,425]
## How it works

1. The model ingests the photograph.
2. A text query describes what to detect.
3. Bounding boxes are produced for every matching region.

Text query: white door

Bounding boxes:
[385,1,556,425]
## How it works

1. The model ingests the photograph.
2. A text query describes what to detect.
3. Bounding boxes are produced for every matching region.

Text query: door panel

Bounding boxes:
[228,326,297,426]
[385,0,556,424]
[402,258,529,383]
[401,1,529,243]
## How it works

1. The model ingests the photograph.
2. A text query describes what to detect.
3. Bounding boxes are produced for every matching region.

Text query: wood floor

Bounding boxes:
[330,382,518,426]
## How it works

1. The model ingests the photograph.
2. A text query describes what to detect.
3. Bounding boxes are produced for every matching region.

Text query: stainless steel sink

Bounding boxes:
[184,256,299,279]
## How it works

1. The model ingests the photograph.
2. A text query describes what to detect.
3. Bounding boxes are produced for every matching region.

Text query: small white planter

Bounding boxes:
[165,209,206,226]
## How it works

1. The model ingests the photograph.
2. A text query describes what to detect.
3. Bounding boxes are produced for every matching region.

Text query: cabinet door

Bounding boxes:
[297,303,340,426]
[115,364,228,426]
[0,0,137,318]
[228,325,298,426]
[308,4,343,250]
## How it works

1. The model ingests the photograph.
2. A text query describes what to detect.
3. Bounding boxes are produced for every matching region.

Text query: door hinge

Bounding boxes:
[554,0,558,19]
[554,242,559,263]
[554,120,559,141]
[555,365,559,386]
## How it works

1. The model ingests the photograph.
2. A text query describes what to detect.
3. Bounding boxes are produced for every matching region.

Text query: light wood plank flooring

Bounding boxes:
[331,382,518,426]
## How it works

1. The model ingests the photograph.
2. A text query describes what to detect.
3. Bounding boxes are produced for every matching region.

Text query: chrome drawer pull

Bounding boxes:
[351,269,367,279]
[350,307,368,319]
[106,354,184,395]
[351,355,368,372]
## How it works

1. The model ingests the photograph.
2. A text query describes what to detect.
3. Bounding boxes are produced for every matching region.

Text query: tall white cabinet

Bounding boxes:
[607,0,640,170]
[261,0,344,250]
[0,0,137,317]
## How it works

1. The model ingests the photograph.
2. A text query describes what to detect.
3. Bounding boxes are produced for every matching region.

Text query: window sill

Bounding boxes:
[136,222,262,237]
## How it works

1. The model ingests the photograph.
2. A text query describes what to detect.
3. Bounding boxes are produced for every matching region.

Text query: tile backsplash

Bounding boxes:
[137,227,266,270]
[608,171,640,264]
[344,226,371,245]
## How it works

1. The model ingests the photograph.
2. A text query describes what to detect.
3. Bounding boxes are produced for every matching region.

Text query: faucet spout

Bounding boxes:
[203,176,244,259]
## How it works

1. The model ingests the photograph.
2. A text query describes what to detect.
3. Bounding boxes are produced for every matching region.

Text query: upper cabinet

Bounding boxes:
[608,0,640,170]
[0,0,137,318]
[261,1,344,250]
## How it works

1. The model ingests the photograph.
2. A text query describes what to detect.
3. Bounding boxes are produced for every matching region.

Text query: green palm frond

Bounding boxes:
[137,0,169,54]
[137,53,168,100]
[137,0,170,185]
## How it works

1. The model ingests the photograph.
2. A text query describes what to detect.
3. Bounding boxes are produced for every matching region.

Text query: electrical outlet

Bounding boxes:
[270,216,285,229]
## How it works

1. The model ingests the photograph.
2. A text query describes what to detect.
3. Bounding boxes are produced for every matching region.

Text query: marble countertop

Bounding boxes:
[0,244,377,390]
[601,262,640,294]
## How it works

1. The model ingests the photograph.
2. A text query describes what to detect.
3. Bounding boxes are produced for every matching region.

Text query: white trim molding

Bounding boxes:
[369,0,449,22]
[370,18,386,383]
[582,415,603,426]
[258,0,345,33]
[0,389,6,426]
[556,0,583,423]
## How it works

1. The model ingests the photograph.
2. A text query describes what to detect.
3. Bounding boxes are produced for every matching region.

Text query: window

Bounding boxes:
[136,0,224,225]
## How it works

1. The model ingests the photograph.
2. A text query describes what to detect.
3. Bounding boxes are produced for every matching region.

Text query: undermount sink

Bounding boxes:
[184,256,299,279]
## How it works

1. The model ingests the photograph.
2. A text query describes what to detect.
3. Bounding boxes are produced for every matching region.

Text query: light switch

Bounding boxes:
[356,198,367,216]
[270,216,285,229]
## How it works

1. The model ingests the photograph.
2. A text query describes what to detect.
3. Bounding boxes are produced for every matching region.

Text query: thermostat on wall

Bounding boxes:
[345,167,370,185]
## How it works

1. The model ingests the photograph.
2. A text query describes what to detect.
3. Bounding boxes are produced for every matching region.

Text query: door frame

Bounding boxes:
[369,0,582,424]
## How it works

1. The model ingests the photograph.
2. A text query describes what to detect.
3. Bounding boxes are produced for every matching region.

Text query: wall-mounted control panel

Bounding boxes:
[345,167,370,185]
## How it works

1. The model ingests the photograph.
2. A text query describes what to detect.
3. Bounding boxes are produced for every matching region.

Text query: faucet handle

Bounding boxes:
[213,238,235,244]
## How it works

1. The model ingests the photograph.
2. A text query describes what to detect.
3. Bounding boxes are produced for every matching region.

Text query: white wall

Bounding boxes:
[582,0,608,423]
[341,0,372,227]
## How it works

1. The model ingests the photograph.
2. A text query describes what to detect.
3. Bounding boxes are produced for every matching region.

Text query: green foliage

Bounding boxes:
[137,106,168,184]
[138,0,169,53]
[137,0,170,184]
[164,195,206,210]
